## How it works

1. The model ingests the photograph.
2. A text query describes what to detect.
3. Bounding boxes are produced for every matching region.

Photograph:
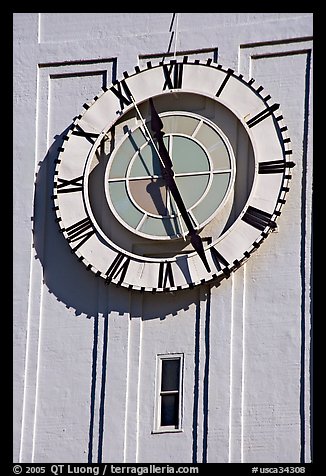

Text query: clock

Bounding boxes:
[53,57,294,292]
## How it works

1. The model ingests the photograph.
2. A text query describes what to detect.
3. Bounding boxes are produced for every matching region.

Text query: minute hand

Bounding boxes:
[149,99,211,273]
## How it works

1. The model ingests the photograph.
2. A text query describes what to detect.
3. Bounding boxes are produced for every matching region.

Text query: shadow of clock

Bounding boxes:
[33,129,207,321]
[33,128,213,464]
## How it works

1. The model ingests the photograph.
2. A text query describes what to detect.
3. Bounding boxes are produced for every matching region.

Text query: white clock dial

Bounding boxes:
[53,58,294,292]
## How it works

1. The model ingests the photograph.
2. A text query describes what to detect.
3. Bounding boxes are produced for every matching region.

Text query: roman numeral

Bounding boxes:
[110,79,133,110]
[56,176,83,193]
[105,252,131,285]
[242,206,276,231]
[72,125,99,144]
[258,160,295,174]
[246,103,280,128]
[162,62,183,90]
[215,68,233,97]
[65,217,95,251]
[158,261,175,289]
[210,247,230,274]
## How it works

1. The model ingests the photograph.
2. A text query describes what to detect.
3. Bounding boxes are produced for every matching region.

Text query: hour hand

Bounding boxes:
[149,98,211,273]
[149,98,173,170]
[149,97,164,136]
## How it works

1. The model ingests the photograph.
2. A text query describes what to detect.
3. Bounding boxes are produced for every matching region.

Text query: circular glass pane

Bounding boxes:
[105,111,235,240]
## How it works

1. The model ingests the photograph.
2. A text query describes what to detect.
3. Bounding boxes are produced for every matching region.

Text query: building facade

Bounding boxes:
[13,13,313,463]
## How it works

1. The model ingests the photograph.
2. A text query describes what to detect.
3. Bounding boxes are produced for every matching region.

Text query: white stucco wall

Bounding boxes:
[13,12,313,463]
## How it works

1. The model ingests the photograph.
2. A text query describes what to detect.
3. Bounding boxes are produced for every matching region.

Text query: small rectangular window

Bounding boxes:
[154,354,183,432]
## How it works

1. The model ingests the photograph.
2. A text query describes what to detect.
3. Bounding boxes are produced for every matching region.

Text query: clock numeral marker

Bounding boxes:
[72,125,99,144]
[162,62,183,90]
[56,176,83,193]
[210,247,230,273]
[246,103,280,128]
[215,68,233,97]
[105,253,131,285]
[65,217,95,251]
[110,79,133,110]
[242,206,276,231]
[258,160,295,174]
[158,261,175,289]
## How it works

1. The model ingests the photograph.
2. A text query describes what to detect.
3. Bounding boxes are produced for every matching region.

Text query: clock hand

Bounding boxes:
[129,94,186,238]
[149,98,211,273]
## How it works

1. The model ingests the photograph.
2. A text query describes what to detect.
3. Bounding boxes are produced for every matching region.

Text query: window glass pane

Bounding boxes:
[171,136,209,175]
[109,128,147,179]
[108,181,144,228]
[192,172,231,224]
[129,143,161,177]
[174,174,209,211]
[161,394,179,427]
[139,214,180,238]
[161,114,199,136]
[161,359,180,391]
[194,123,231,169]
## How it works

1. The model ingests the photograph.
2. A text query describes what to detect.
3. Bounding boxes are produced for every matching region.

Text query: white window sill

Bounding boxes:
[151,428,184,434]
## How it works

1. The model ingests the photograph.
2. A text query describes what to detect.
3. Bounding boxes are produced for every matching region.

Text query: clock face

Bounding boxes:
[53,58,294,292]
